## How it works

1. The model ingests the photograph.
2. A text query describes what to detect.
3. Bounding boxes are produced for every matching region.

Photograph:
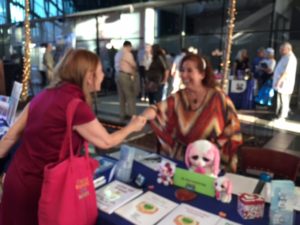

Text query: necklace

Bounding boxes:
[187,88,208,110]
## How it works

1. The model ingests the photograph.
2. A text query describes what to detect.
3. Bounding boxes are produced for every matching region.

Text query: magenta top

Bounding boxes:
[0,82,96,225]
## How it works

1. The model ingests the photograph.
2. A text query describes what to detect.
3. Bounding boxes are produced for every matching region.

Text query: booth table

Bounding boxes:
[96,154,300,225]
[229,79,255,110]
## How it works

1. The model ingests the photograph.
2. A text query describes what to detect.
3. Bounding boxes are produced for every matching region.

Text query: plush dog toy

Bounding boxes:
[185,140,220,177]
[214,170,232,203]
[157,160,176,186]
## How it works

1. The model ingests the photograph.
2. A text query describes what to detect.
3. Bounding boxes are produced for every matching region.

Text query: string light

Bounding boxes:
[21,0,31,102]
[221,0,237,93]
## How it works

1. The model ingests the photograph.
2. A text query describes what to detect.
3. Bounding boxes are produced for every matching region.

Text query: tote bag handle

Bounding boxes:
[58,99,88,161]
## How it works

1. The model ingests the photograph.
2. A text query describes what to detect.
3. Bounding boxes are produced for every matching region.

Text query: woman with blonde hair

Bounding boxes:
[233,49,250,79]
[0,49,146,225]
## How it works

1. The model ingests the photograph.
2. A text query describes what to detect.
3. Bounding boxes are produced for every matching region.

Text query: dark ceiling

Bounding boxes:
[72,0,147,11]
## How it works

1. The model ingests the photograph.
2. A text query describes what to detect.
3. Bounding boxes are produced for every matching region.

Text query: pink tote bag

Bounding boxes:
[38,99,99,225]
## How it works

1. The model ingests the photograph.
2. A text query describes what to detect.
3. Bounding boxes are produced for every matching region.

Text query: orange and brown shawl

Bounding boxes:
[150,88,243,171]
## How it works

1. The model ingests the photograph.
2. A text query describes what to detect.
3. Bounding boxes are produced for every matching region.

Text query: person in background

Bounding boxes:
[257,48,276,86]
[137,44,152,102]
[38,43,47,88]
[142,53,243,172]
[252,47,265,92]
[254,48,277,108]
[170,48,187,94]
[161,48,173,100]
[233,49,250,79]
[273,42,297,120]
[115,41,138,120]
[145,44,169,104]
[0,49,146,225]
[43,43,55,84]
[252,47,265,77]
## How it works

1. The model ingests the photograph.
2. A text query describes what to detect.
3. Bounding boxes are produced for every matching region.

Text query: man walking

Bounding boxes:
[273,42,297,120]
[115,41,137,120]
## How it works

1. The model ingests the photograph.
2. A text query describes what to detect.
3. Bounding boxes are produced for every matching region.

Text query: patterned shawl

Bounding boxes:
[150,88,243,171]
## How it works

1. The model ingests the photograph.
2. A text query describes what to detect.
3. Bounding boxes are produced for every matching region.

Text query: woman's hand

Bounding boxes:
[127,115,147,132]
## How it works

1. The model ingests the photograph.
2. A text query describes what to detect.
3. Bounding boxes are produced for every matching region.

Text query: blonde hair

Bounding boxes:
[235,49,248,62]
[48,49,100,105]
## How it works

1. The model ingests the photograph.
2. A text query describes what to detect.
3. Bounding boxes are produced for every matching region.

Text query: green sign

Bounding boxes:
[173,168,216,197]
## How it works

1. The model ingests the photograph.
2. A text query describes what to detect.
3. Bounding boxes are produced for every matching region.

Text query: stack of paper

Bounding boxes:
[96,180,143,214]
[115,191,178,225]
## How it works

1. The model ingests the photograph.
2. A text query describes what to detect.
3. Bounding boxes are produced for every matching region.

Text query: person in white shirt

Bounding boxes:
[115,41,137,119]
[272,42,297,119]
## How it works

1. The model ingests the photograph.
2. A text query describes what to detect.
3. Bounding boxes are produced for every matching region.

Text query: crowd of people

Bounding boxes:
[229,42,297,118]
[34,40,298,121]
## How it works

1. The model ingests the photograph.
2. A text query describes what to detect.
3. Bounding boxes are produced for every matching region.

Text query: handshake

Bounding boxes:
[127,107,158,132]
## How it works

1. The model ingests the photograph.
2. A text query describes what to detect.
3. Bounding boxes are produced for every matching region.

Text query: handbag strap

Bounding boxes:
[58,98,85,161]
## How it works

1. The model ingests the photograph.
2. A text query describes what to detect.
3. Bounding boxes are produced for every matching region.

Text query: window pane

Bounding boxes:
[0,0,7,24]
[10,3,25,23]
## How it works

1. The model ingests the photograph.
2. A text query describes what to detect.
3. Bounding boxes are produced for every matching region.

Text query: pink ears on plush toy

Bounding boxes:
[185,143,193,168]
[224,179,233,195]
[211,144,220,176]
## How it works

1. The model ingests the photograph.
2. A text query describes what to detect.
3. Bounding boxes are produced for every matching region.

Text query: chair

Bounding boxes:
[238,146,300,181]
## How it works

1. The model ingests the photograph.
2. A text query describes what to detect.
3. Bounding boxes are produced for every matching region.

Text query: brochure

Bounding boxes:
[6,81,22,125]
[215,218,242,225]
[96,180,143,214]
[0,95,9,119]
[115,191,178,225]
[157,203,242,225]
[157,203,220,225]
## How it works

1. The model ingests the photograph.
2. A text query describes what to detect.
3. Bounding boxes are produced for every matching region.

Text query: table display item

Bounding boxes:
[134,173,146,187]
[175,188,197,201]
[93,176,106,189]
[214,170,232,203]
[185,139,220,177]
[96,180,143,214]
[253,172,272,195]
[237,193,265,219]
[157,203,220,225]
[114,145,135,183]
[157,159,176,186]
[174,167,216,197]
[93,156,116,175]
[157,203,242,225]
[215,218,242,225]
[269,180,295,225]
[115,191,178,225]
[0,95,9,119]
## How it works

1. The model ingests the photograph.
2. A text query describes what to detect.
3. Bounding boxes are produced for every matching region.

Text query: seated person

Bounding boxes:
[142,53,243,172]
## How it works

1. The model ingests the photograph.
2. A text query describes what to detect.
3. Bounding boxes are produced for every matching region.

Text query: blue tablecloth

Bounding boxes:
[96,159,300,225]
[229,79,255,110]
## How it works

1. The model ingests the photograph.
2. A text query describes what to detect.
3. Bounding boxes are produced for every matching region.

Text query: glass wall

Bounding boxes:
[0,0,299,108]
[0,0,7,24]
